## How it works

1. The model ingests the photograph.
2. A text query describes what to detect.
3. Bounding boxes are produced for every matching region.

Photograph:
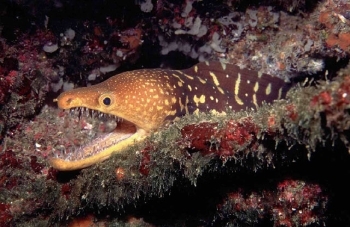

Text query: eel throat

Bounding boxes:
[50,62,291,171]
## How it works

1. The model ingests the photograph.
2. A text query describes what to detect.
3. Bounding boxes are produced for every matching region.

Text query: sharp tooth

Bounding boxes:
[74,108,79,115]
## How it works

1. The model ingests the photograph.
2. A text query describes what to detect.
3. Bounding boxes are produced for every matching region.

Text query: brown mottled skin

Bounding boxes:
[50,62,290,171]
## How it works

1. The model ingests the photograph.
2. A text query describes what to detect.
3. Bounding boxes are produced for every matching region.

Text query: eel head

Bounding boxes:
[49,69,177,171]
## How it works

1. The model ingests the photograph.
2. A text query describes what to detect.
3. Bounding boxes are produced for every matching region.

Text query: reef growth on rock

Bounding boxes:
[1,0,350,226]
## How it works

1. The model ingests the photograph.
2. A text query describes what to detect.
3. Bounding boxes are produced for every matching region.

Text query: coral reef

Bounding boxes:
[217,179,327,226]
[1,0,350,226]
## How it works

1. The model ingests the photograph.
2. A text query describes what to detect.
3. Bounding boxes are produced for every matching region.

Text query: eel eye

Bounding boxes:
[103,97,111,105]
[99,94,114,107]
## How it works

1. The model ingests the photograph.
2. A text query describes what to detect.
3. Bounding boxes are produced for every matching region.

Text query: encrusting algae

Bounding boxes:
[1,0,350,225]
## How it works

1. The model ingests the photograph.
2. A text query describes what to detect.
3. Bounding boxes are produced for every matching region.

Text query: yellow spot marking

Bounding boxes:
[165,100,169,105]
[234,73,244,105]
[197,76,206,84]
[174,70,183,75]
[254,82,259,93]
[157,106,163,110]
[193,94,206,106]
[210,96,214,100]
[209,71,225,94]
[211,109,218,115]
[209,71,220,86]
[179,97,185,111]
[171,97,177,103]
[278,88,283,99]
[194,65,198,73]
[184,73,194,80]
[185,95,189,114]
[153,94,159,99]
[235,95,244,105]
[178,81,183,87]
[172,73,185,83]
[193,108,200,115]
[234,73,241,95]
[265,83,272,95]
[218,87,225,94]
[187,84,192,91]
[167,109,177,116]
[252,94,258,109]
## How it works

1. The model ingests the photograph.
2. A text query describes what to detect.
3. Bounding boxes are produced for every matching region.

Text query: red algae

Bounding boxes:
[337,76,350,106]
[0,203,12,227]
[114,167,125,181]
[222,118,259,146]
[311,91,333,107]
[0,150,22,169]
[30,156,44,174]
[61,183,72,199]
[139,147,152,176]
[285,104,298,121]
[181,122,218,154]
[217,180,327,226]
[180,118,259,159]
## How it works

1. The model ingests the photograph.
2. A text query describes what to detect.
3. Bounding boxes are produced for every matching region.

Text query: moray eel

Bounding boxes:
[50,61,290,171]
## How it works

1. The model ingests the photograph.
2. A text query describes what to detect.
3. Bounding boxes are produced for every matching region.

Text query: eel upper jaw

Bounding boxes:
[49,109,149,171]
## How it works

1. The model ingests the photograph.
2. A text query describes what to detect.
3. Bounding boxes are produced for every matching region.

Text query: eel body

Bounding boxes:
[50,61,290,171]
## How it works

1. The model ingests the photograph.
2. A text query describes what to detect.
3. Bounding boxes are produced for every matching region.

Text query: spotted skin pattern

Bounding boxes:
[168,62,289,119]
[51,62,290,170]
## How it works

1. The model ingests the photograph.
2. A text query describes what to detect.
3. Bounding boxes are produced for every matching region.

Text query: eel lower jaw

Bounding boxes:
[49,119,148,171]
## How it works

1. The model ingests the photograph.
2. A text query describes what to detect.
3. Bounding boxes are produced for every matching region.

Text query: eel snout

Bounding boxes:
[49,118,146,171]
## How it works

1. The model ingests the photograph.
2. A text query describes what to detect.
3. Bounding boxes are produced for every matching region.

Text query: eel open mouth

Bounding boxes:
[49,108,147,171]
